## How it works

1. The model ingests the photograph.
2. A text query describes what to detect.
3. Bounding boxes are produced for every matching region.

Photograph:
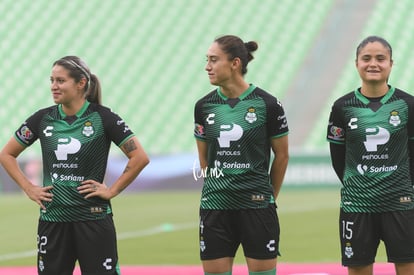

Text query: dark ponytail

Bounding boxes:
[215,35,258,75]
[85,73,102,105]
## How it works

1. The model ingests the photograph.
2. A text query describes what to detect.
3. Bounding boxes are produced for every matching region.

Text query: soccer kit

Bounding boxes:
[327,86,414,265]
[194,84,288,259]
[15,101,133,274]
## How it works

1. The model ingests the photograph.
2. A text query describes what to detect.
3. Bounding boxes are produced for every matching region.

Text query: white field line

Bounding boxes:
[0,250,38,262]
[117,222,196,240]
[0,203,337,262]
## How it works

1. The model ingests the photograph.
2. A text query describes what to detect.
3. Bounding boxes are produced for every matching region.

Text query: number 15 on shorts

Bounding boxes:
[342,220,354,240]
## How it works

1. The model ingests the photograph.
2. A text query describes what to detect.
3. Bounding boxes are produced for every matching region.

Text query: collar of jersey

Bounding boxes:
[58,100,90,118]
[217,84,256,100]
[354,85,395,105]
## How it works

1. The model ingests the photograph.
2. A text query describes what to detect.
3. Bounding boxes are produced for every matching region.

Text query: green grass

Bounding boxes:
[0,188,388,266]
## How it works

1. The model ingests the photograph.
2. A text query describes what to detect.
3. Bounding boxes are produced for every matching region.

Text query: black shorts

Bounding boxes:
[340,209,414,266]
[199,203,280,260]
[37,215,119,275]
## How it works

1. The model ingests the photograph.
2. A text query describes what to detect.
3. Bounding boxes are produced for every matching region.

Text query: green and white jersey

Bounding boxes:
[327,86,414,212]
[15,101,134,222]
[194,85,289,210]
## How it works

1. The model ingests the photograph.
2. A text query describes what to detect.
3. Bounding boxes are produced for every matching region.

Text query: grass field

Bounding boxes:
[0,187,388,266]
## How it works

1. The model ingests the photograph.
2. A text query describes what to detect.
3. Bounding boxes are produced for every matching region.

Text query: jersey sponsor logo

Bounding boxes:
[50,172,85,183]
[102,258,113,270]
[206,113,215,125]
[43,126,53,137]
[216,150,240,156]
[58,174,85,181]
[52,163,78,169]
[220,161,250,169]
[217,123,243,148]
[357,163,398,175]
[116,119,131,133]
[363,126,390,152]
[215,124,251,169]
[278,114,288,129]
[356,164,368,175]
[214,160,251,170]
[50,173,85,183]
[277,99,284,109]
[266,239,276,252]
[348,117,358,129]
[54,137,81,160]
[361,153,388,160]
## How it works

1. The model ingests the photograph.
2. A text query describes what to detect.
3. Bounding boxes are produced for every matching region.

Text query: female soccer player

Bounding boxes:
[194,35,289,275]
[327,36,414,275]
[0,56,149,275]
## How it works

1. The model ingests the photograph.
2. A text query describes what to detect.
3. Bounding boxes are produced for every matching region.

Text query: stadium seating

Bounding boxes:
[1,0,334,156]
[11,0,414,155]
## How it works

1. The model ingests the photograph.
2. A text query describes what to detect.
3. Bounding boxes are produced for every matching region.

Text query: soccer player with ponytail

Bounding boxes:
[194,35,289,275]
[0,55,149,274]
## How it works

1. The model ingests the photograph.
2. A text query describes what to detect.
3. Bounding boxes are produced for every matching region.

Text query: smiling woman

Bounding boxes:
[0,55,150,275]
[327,36,414,275]
[355,36,393,96]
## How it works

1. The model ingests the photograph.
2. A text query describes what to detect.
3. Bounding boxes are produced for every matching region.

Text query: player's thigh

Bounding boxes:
[239,204,280,260]
[37,221,76,275]
[382,209,414,263]
[199,209,240,261]
[75,215,120,275]
[339,210,380,266]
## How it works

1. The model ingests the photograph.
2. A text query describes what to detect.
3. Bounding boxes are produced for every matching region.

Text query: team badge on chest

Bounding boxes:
[389,110,400,126]
[245,107,257,123]
[82,121,95,137]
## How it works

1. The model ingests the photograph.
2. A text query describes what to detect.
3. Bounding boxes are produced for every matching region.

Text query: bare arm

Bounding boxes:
[269,135,289,200]
[0,138,53,209]
[79,136,149,199]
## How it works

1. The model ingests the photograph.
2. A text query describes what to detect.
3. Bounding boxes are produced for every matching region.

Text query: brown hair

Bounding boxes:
[53,56,102,105]
[215,35,258,75]
[356,35,393,61]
